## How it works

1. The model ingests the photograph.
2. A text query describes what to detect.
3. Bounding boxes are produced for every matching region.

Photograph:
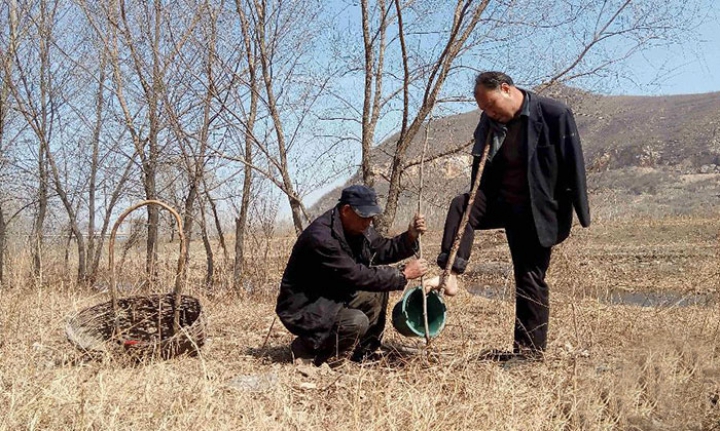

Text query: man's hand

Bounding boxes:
[422,273,459,297]
[403,258,428,280]
[408,213,427,242]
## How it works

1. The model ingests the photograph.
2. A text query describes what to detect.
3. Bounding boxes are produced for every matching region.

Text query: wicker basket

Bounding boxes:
[66,200,206,360]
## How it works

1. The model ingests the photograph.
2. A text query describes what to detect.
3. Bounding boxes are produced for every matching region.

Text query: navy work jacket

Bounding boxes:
[276,206,417,349]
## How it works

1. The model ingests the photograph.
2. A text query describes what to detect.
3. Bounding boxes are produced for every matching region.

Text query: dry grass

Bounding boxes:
[2,216,720,430]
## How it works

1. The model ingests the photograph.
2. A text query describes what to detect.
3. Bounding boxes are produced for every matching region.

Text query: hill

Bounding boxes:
[312,87,720,227]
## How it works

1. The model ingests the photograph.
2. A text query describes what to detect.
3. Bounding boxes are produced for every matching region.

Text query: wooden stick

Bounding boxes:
[418,116,431,346]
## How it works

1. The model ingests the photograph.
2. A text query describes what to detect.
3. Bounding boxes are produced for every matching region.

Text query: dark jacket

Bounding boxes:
[471,90,590,247]
[276,206,417,349]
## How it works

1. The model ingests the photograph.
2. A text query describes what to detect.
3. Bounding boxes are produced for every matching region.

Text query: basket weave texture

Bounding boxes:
[66,200,206,359]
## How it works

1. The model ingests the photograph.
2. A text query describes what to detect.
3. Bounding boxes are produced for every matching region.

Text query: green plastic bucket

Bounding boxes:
[391,286,447,338]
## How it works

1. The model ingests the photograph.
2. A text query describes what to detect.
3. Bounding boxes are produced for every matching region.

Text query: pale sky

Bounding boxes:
[622,9,720,95]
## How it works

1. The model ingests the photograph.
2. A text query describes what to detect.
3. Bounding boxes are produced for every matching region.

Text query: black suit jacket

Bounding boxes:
[470,90,590,247]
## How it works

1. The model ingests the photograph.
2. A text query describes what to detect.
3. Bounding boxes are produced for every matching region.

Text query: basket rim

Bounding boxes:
[65,294,207,353]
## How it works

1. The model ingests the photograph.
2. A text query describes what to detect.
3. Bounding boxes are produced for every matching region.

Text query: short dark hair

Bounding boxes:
[474,71,514,91]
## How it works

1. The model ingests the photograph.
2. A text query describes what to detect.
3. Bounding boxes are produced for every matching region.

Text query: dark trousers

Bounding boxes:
[303,290,387,362]
[437,192,552,352]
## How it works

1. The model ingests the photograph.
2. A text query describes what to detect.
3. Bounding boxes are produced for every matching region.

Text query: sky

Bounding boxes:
[285,2,720,219]
[619,10,720,95]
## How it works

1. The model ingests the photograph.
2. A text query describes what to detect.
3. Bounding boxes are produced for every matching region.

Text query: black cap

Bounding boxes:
[338,185,382,218]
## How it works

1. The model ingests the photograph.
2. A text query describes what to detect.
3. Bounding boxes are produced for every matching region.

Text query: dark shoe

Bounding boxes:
[478,348,544,363]
[478,349,517,362]
[290,338,315,362]
[514,347,544,362]
[350,347,383,364]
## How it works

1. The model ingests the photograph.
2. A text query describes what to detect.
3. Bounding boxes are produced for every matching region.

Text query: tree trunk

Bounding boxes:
[199,205,214,288]
[86,48,107,283]
[64,228,72,269]
[144,170,159,278]
[233,1,257,291]
[360,0,387,188]
[182,183,197,267]
[0,207,6,287]
[233,217,245,293]
[253,0,305,235]
[31,146,48,283]
[204,186,228,264]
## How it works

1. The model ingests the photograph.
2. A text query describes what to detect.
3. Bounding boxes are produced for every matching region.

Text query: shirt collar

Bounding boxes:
[517,89,530,118]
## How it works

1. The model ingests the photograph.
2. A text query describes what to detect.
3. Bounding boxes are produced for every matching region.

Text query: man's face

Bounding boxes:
[340,205,373,236]
[474,83,515,123]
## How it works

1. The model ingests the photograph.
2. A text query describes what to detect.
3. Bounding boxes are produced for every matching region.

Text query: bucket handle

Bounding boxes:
[108,200,186,334]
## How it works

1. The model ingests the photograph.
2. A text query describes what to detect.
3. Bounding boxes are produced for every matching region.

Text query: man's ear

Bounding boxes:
[500,82,511,95]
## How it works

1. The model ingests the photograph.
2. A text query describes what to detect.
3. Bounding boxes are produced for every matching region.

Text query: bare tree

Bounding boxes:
[353,0,489,232]
[232,0,259,290]
[358,0,388,190]
[80,45,137,284]
[81,0,201,280]
[1,0,65,282]
[6,0,139,284]
[340,0,705,232]
[163,11,212,252]
[0,0,17,286]
[231,0,308,234]
[161,0,232,285]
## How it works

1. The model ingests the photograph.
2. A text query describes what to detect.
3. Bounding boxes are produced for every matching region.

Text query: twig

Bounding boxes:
[260,316,277,352]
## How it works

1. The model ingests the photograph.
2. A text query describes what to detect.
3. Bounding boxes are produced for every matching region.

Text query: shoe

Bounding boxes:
[290,337,315,362]
[350,347,383,364]
[514,347,544,362]
[478,348,544,363]
[478,349,516,362]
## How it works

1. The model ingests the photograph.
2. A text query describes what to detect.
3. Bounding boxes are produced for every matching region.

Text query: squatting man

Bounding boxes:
[276,185,429,365]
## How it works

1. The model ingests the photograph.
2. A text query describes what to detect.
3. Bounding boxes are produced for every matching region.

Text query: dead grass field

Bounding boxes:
[2,216,720,430]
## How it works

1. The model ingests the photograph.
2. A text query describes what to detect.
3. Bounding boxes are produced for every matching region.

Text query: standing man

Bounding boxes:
[277,185,428,365]
[435,71,590,360]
